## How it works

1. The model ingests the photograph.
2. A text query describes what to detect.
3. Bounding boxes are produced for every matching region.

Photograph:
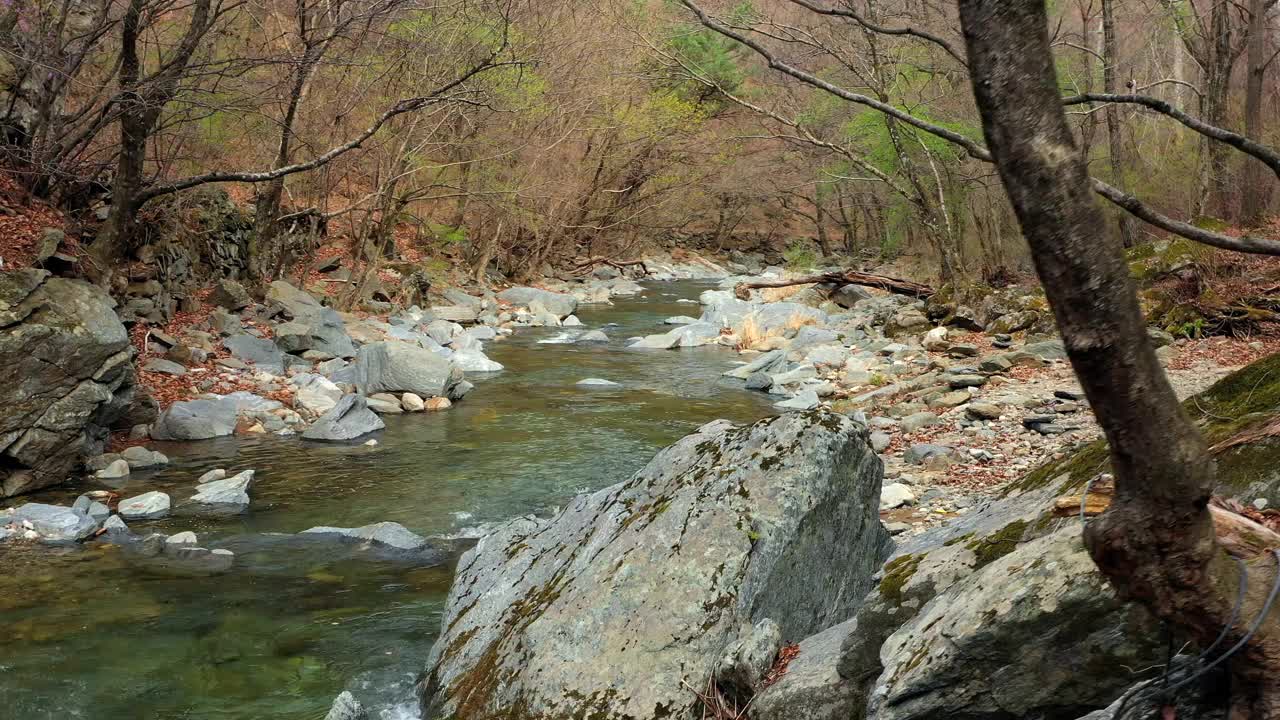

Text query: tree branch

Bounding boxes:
[782,0,968,67]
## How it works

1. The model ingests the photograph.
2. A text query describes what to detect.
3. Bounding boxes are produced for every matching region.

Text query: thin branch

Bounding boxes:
[782,0,968,66]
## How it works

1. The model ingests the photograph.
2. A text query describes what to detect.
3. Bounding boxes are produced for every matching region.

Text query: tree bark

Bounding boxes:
[958,1,1280,714]
[1239,0,1272,226]
[1101,0,1137,246]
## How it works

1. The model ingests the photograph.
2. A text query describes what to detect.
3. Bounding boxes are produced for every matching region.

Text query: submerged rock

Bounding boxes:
[11,503,100,541]
[301,521,430,551]
[419,409,890,720]
[324,691,369,720]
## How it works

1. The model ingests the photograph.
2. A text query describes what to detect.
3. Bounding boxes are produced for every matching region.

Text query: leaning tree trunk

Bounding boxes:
[957,1,1280,716]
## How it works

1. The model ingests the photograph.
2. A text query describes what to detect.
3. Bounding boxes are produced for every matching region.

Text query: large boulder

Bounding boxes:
[498,286,578,319]
[419,409,892,720]
[749,620,862,720]
[867,527,1160,720]
[151,398,238,440]
[0,270,135,497]
[265,281,357,358]
[302,394,384,441]
[354,341,465,399]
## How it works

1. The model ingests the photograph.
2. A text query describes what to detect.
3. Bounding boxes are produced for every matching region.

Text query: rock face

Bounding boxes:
[498,286,579,319]
[151,398,238,440]
[0,270,135,497]
[750,620,861,720]
[867,527,1160,720]
[354,341,465,400]
[302,395,385,441]
[420,409,891,720]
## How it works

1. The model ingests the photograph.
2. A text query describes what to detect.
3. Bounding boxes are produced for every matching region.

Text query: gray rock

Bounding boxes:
[0,271,134,497]
[366,393,404,414]
[198,468,227,484]
[151,398,238,440]
[118,491,171,520]
[1025,339,1068,361]
[324,691,369,720]
[745,371,774,391]
[751,620,862,720]
[13,503,99,541]
[903,443,955,465]
[102,515,130,534]
[121,445,168,469]
[294,373,343,416]
[966,402,1003,420]
[185,470,254,515]
[420,410,890,720]
[775,389,821,410]
[899,412,941,433]
[224,334,286,374]
[869,431,892,453]
[210,308,243,335]
[576,378,620,387]
[831,284,871,308]
[431,305,480,323]
[664,315,699,325]
[95,458,130,480]
[498,286,579,318]
[452,348,504,373]
[978,355,1014,373]
[576,330,610,344]
[629,330,681,349]
[302,395,385,442]
[724,349,787,380]
[354,341,464,399]
[301,521,428,551]
[715,618,782,702]
[265,281,357,358]
[869,527,1160,720]
[142,358,187,376]
[211,279,252,310]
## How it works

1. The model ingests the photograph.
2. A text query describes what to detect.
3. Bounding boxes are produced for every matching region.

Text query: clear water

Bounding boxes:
[0,281,773,720]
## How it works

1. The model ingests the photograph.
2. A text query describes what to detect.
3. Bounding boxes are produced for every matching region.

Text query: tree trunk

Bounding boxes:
[959,0,1280,713]
[1239,0,1272,226]
[1203,1,1237,217]
[1102,0,1137,246]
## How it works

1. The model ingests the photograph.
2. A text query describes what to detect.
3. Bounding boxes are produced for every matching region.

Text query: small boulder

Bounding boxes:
[121,446,169,470]
[95,458,131,480]
[880,483,916,510]
[186,470,253,515]
[401,393,426,412]
[142,358,187,376]
[716,618,782,703]
[366,393,405,414]
[302,395,385,442]
[576,330,609,344]
[118,491,171,520]
[211,279,252,310]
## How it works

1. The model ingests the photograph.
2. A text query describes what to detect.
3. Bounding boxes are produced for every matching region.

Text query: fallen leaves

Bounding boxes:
[761,643,800,688]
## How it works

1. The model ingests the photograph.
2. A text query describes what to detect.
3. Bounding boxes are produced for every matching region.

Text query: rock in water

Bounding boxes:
[302,395,385,442]
[497,286,578,319]
[324,691,368,720]
[185,470,254,515]
[353,341,465,399]
[419,409,891,720]
[0,270,135,497]
[118,491,171,521]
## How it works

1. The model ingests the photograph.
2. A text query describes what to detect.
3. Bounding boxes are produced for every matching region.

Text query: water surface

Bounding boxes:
[0,281,771,720]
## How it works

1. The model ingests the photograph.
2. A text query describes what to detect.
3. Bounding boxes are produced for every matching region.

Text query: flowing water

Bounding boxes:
[0,281,773,720]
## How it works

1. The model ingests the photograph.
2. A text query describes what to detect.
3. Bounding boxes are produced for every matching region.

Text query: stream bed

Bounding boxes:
[0,281,773,720]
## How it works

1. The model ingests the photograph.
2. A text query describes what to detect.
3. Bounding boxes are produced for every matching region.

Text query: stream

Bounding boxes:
[0,280,774,720]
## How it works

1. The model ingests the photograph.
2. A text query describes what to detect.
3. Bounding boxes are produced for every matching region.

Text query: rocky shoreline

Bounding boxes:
[3,254,1276,720]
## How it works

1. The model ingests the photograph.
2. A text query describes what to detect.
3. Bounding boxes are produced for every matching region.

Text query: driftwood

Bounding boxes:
[572,256,649,275]
[733,270,935,300]
[1056,484,1280,560]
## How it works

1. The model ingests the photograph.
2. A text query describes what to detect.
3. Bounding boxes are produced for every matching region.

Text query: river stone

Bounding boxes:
[121,445,168,469]
[185,470,254,515]
[294,373,344,416]
[324,691,369,720]
[95,458,130,480]
[224,334,286,373]
[0,271,135,497]
[899,411,940,433]
[576,330,610,344]
[302,395,384,442]
[118,491,171,520]
[498,286,578,319]
[12,503,99,541]
[102,514,130,535]
[576,378,619,387]
[419,409,891,720]
[166,531,198,546]
[750,619,862,720]
[265,281,357,358]
[880,482,916,509]
[301,521,429,551]
[354,341,464,399]
[628,330,682,349]
[775,389,821,410]
[452,348,504,372]
[151,398,238,440]
[198,468,227,484]
[868,527,1161,720]
[401,393,426,412]
[142,358,187,376]
[903,443,955,466]
[723,349,787,379]
[366,393,404,414]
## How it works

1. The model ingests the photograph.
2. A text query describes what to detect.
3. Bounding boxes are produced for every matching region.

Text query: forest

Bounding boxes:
[4,1,1280,720]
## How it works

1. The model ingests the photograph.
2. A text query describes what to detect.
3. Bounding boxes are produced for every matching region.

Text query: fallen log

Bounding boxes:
[733,270,935,300]
[1056,483,1280,559]
[572,256,649,275]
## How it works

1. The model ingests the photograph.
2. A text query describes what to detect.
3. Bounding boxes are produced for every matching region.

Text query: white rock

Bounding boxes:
[95,458,130,480]
[401,393,425,412]
[198,468,227,484]
[880,483,916,510]
[118,491,171,520]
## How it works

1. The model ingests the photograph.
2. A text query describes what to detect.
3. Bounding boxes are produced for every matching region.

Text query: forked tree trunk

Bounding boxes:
[957,1,1280,716]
